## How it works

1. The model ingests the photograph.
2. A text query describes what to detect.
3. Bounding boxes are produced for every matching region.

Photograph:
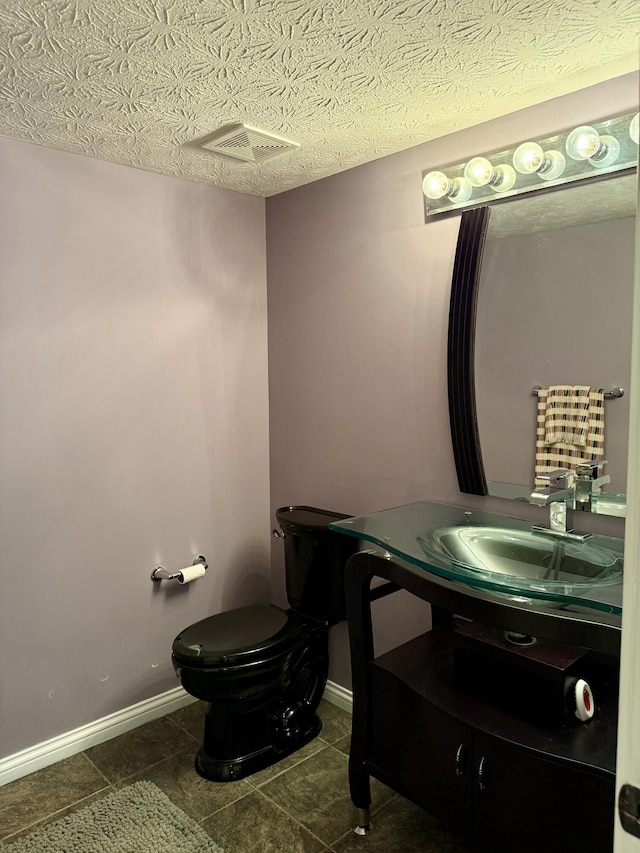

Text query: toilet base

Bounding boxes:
[188,620,330,783]
[195,710,322,782]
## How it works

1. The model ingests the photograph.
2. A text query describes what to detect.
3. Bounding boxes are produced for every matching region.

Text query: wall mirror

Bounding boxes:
[448,171,637,516]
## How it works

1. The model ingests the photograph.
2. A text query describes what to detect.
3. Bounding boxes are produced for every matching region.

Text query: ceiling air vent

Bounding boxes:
[197,123,300,163]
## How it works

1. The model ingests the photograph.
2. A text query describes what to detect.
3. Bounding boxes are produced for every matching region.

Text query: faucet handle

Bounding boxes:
[539,469,575,489]
[576,459,608,479]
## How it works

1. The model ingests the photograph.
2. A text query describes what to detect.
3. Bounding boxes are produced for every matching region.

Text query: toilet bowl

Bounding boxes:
[171,506,358,782]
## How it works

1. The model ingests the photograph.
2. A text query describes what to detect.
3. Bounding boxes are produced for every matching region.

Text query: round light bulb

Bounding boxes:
[537,150,566,181]
[588,134,619,168]
[464,156,494,187]
[450,176,473,202]
[513,142,544,174]
[630,113,639,145]
[489,164,517,193]
[565,125,600,160]
[422,170,451,200]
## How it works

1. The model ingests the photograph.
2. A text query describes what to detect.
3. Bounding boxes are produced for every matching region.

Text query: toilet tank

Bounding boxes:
[275,506,359,625]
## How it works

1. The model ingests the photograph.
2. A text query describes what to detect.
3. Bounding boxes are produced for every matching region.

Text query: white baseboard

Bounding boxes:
[0,687,196,788]
[0,679,353,788]
[323,679,353,714]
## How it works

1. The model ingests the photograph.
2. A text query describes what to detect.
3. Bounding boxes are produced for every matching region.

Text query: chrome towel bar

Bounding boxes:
[531,385,624,399]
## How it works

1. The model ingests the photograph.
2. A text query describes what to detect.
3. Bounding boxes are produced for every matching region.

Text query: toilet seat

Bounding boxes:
[172,603,305,668]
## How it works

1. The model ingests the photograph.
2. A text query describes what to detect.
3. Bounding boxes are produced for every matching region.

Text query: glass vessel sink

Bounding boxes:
[417,525,623,590]
[330,501,624,615]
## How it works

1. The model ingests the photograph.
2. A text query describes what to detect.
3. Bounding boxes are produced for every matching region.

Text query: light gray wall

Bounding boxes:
[0,138,271,758]
[266,72,638,688]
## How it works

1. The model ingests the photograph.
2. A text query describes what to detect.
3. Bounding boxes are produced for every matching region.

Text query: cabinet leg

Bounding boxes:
[349,760,372,834]
[353,807,371,835]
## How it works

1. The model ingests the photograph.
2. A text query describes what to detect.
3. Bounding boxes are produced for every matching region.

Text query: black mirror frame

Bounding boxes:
[447,206,490,495]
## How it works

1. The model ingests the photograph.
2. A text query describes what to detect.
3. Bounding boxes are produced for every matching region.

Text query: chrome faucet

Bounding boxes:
[574,459,610,507]
[530,470,592,541]
[530,469,576,509]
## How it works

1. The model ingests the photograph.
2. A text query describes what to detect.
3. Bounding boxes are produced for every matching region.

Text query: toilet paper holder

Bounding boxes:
[151,554,208,583]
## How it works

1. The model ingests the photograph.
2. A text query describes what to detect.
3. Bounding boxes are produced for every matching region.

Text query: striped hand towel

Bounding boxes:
[544,385,591,446]
[534,386,605,488]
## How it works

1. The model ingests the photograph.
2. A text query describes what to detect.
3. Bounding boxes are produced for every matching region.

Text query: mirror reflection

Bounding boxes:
[474,174,636,508]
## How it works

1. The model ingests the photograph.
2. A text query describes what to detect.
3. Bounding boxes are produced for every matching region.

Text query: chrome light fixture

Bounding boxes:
[564,125,619,167]
[422,111,639,218]
[422,171,473,202]
[463,157,517,192]
[512,143,565,180]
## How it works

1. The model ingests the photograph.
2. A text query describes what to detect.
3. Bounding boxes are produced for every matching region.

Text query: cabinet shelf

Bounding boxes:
[374,627,617,776]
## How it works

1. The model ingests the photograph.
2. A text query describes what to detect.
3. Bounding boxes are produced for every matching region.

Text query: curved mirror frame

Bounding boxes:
[448,206,489,495]
[448,170,636,509]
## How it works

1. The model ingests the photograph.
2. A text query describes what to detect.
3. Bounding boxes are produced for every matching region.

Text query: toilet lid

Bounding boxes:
[172,604,303,667]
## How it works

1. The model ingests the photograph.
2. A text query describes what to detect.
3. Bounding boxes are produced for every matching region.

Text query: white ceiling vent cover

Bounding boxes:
[198,124,300,163]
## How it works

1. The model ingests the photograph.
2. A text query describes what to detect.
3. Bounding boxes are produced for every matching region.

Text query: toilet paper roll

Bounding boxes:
[177,563,207,584]
[574,678,595,721]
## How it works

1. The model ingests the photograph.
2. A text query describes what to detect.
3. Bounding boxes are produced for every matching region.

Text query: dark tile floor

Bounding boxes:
[0,700,465,852]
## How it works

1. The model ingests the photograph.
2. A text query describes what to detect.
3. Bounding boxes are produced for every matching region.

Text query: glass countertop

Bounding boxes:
[330,501,624,616]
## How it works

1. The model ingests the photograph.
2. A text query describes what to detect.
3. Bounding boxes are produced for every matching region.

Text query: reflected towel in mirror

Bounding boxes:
[535,386,605,488]
[544,384,591,446]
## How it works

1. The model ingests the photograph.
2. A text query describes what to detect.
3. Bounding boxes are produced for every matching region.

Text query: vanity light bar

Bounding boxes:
[422,111,639,218]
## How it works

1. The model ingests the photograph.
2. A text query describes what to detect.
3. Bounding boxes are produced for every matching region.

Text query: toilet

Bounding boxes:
[171,505,358,782]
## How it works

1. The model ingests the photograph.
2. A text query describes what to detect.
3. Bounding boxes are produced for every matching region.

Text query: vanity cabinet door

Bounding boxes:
[369,665,473,839]
[471,734,614,853]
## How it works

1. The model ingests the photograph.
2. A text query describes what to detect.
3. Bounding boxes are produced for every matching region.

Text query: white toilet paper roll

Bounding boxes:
[177,563,207,584]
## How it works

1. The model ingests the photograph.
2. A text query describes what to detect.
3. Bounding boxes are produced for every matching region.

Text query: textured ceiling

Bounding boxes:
[0,0,638,196]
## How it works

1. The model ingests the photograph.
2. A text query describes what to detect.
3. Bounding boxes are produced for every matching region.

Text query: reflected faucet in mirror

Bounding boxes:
[530,462,610,542]
[575,459,611,505]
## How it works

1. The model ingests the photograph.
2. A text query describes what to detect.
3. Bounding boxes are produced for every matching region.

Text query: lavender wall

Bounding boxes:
[0,138,270,758]
[0,74,636,759]
[266,73,638,688]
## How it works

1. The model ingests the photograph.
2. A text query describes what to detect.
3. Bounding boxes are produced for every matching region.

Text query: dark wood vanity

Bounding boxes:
[345,128,634,852]
[345,549,621,853]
